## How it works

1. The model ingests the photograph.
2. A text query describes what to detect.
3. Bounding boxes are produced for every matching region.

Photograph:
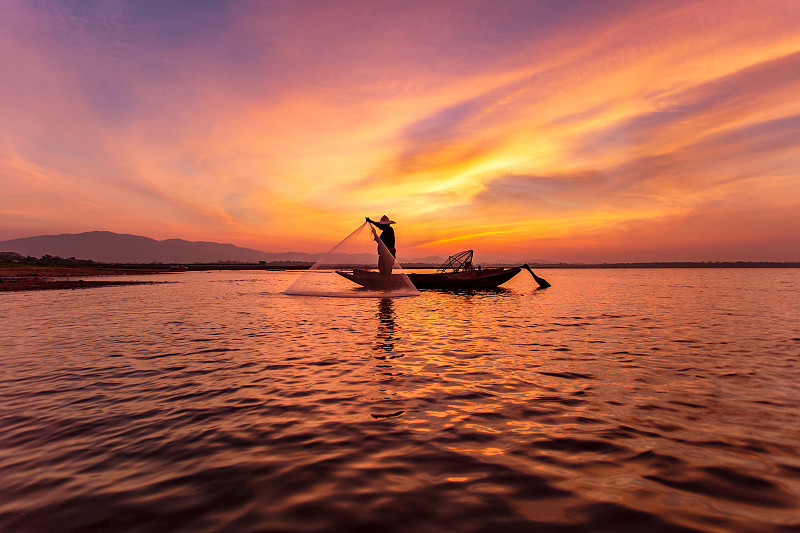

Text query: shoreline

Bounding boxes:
[106,261,800,270]
[3,259,798,293]
[0,264,174,293]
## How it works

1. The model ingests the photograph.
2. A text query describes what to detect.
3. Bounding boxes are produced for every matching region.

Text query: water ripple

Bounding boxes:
[1,269,799,532]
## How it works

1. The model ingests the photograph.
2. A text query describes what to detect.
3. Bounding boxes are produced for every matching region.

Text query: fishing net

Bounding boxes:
[284,221,420,298]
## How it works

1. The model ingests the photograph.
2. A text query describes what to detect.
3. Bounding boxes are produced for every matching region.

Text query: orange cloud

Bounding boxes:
[1,1,799,261]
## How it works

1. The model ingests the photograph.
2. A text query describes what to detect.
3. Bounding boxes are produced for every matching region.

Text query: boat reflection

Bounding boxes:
[370,298,406,419]
[373,297,397,354]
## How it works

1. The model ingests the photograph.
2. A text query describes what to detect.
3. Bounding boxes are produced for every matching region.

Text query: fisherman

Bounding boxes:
[366,215,396,256]
[367,215,396,276]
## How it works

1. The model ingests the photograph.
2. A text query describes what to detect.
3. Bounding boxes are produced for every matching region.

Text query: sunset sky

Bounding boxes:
[2,0,799,262]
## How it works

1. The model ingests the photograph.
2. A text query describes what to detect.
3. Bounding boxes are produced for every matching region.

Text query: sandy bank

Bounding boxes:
[0,264,174,292]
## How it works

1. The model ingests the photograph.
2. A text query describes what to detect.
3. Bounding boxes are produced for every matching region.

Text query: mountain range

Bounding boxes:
[0,231,322,264]
[0,231,458,265]
[1,231,555,265]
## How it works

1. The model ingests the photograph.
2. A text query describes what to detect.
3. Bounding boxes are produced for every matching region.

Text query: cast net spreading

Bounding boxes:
[283,221,419,298]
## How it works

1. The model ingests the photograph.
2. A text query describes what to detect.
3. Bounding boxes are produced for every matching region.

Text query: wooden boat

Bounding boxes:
[335,266,521,291]
[409,266,522,289]
[335,250,550,291]
[335,269,419,292]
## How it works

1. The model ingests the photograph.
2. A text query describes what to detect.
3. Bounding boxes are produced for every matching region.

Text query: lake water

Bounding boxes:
[1,269,799,532]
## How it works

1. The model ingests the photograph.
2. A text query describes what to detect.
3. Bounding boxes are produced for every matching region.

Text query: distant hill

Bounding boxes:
[0,231,321,264]
[0,231,552,266]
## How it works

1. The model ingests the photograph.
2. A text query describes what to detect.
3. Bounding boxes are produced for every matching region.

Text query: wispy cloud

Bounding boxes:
[1,0,799,260]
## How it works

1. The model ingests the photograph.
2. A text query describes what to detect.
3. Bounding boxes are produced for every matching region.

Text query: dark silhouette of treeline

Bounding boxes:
[0,252,101,267]
[2,252,797,270]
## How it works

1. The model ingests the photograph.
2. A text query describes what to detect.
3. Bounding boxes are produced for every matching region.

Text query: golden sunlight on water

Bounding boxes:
[1,269,799,532]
